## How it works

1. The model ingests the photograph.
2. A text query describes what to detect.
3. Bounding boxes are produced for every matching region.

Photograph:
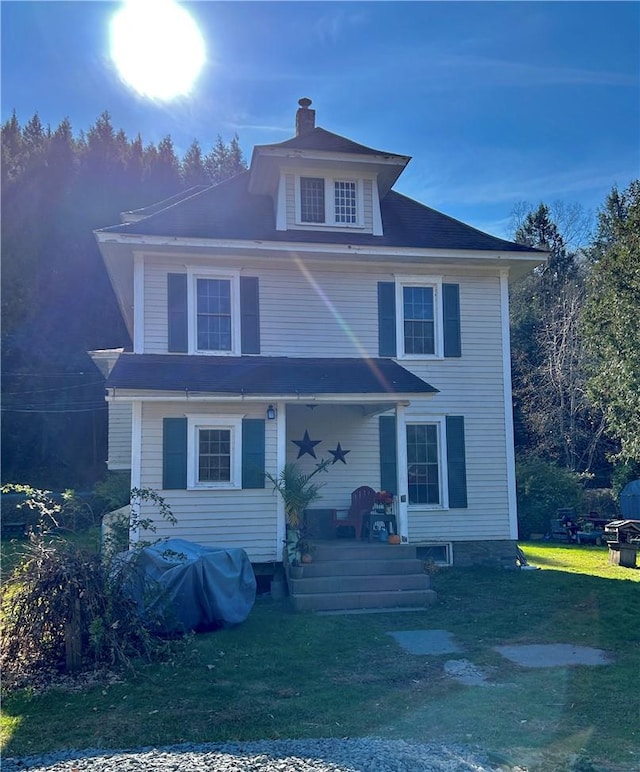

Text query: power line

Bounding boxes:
[1,405,107,414]
[3,380,105,396]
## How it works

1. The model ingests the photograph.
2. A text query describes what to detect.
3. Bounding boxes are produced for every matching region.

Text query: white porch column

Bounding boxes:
[395,403,409,542]
[275,400,286,560]
[129,400,142,544]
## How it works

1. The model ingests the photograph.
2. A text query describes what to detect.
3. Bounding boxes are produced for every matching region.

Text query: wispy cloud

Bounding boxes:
[432,53,638,90]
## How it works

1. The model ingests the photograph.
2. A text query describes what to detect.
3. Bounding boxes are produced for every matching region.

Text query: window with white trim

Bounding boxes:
[334,180,357,224]
[406,422,442,505]
[300,177,325,223]
[396,277,443,358]
[190,269,240,355]
[188,415,243,489]
[196,278,232,351]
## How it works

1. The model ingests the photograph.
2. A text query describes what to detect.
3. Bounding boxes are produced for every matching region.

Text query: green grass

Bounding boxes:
[2,540,639,771]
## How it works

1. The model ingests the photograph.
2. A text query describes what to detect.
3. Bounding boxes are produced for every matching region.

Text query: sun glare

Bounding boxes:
[110,0,206,100]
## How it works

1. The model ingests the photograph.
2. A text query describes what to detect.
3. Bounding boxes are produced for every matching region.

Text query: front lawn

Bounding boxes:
[2,540,638,771]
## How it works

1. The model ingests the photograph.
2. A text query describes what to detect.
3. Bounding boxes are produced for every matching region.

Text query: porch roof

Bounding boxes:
[106,354,437,397]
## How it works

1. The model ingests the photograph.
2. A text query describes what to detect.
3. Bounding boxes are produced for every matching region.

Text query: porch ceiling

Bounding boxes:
[106,354,437,398]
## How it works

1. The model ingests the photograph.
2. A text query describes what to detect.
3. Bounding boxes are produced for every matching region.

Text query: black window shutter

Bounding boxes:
[443,283,461,358]
[446,415,468,508]
[378,282,396,357]
[167,273,188,353]
[379,415,398,495]
[240,277,260,354]
[163,417,187,489]
[242,418,265,488]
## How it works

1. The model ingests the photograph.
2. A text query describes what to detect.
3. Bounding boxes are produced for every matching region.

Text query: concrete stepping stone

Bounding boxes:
[494,643,611,667]
[388,629,462,655]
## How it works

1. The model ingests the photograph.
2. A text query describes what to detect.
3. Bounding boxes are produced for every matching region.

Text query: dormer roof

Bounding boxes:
[249,123,410,197]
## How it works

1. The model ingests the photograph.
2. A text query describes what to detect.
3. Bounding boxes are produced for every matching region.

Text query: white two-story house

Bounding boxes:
[95,98,544,569]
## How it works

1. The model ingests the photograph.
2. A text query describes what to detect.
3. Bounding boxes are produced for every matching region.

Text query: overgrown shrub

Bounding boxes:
[90,471,132,517]
[1,486,180,691]
[516,457,584,538]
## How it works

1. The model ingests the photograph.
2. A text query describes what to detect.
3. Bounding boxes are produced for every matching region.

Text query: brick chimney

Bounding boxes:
[295,97,315,136]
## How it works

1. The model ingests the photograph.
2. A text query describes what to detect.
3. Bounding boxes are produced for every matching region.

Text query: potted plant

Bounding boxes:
[266,459,330,572]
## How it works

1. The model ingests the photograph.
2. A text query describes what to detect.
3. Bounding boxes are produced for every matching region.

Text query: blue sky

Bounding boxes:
[2,1,638,240]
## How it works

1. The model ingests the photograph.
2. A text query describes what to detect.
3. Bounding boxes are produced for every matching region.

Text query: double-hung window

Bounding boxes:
[406,423,441,505]
[396,277,443,358]
[188,415,243,489]
[403,286,435,355]
[189,270,241,355]
[196,278,232,352]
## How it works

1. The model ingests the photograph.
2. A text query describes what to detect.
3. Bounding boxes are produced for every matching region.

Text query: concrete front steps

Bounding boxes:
[288,540,437,612]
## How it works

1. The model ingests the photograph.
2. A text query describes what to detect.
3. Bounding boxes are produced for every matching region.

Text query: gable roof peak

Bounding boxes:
[295,97,315,136]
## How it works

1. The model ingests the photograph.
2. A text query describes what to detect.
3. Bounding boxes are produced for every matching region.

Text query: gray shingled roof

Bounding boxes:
[255,127,402,158]
[98,170,533,252]
[107,354,438,396]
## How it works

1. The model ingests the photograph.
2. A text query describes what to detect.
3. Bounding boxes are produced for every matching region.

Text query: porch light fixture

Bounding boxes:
[266,404,276,420]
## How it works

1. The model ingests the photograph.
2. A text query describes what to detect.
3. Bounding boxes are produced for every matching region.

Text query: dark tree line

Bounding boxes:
[510,187,640,491]
[1,111,246,488]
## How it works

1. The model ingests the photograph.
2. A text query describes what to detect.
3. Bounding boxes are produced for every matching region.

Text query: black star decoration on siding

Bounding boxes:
[329,443,351,464]
[292,430,321,459]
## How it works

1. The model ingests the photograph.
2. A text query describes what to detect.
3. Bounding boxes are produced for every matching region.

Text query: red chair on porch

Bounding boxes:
[333,486,376,540]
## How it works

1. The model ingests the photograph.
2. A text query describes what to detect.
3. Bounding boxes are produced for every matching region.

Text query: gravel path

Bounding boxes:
[3,738,502,771]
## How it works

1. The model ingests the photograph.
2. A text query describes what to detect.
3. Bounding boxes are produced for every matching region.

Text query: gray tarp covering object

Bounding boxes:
[620,480,640,518]
[119,539,256,634]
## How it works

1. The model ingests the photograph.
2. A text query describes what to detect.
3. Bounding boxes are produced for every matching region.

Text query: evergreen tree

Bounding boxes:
[583,181,640,464]
[181,139,209,187]
[204,133,246,184]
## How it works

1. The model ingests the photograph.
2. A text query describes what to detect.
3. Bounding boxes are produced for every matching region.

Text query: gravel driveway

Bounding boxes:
[3,738,503,771]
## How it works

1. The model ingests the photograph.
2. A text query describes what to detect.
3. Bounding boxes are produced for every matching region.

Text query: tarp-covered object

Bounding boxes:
[620,480,640,518]
[119,539,256,634]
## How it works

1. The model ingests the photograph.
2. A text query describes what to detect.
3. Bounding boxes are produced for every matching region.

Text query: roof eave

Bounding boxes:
[106,390,436,402]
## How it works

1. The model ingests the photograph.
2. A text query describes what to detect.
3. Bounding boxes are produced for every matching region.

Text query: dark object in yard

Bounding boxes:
[117,538,256,634]
[620,479,640,518]
[604,520,640,568]
[549,508,607,545]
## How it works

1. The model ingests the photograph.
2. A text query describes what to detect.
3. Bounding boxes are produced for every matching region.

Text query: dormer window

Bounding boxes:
[300,177,325,223]
[334,180,357,224]
[296,174,362,228]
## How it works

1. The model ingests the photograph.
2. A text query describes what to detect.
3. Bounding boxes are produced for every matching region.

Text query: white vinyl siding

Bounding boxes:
[138,402,277,563]
[138,257,511,545]
[107,402,132,470]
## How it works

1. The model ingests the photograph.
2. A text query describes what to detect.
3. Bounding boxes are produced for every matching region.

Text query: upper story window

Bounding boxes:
[296,175,362,227]
[396,277,444,359]
[334,180,357,224]
[300,177,325,223]
[403,286,435,355]
[191,269,241,355]
[196,278,232,352]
